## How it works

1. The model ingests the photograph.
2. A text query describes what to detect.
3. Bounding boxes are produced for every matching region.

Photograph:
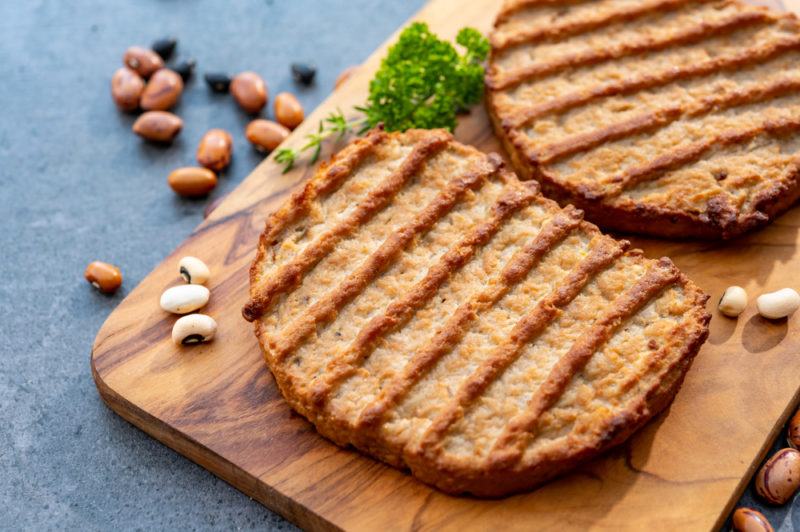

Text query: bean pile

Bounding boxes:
[91,40,349,300]
[108,36,315,204]
[159,256,217,346]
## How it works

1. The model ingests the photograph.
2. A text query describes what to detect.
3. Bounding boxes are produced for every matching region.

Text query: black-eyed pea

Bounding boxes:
[732,507,773,532]
[172,314,217,345]
[159,285,210,314]
[179,256,210,285]
[718,286,747,317]
[757,288,800,320]
[85,261,122,294]
[755,448,800,505]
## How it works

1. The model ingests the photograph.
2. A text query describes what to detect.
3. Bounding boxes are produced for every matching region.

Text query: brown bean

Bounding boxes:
[196,129,233,171]
[168,167,218,197]
[230,71,268,114]
[85,261,123,294]
[140,69,183,111]
[274,92,304,130]
[132,111,183,142]
[123,46,164,78]
[732,507,773,532]
[245,119,289,152]
[756,448,800,505]
[788,410,800,449]
[335,65,358,90]
[111,67,145,111]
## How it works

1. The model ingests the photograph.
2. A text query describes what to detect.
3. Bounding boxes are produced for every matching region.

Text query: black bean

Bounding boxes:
[204,72,232,93]
[173,58,196,82]
[291,63,316,86]
[151,37,177,60]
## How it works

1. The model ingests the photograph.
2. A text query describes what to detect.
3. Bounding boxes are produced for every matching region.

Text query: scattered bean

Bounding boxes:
[159,284,210,314]
[140,68,183,111]
[756,288,800,320]
[172,313,217,345]
[179,256,210,285]
[204,72,231,93]
[132,111,183,143]
[151,37,177,61]
[756,448,800,505]
[231,71,268,114]
[196,129,233,171]
[123,46,164,78]
[274,92,304,129]
[335,65,358,90]
[245,119,289,152]
[291,63,316,85]
[84,261,122,294]
[167,167,218,197]
[718,286,748,318]
[172,58,196,82]
[788,409,800,450]
[110,67,145,111]
[732,507,773,532]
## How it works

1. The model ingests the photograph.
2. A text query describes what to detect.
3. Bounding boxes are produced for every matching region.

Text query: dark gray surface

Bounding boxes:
[0,0,423,529]
[0,0,797,530]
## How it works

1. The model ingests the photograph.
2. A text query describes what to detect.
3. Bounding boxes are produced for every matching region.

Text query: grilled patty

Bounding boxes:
[487,0,800,239]
[244,129,710,496]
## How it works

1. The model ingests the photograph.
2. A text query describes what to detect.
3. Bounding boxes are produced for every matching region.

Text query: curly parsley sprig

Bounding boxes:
[275,23,489,172]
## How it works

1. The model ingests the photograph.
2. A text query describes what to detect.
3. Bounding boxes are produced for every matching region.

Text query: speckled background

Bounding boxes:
[0,0,797,530]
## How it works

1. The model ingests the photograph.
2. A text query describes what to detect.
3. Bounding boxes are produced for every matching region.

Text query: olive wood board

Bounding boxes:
[92,0,800,529]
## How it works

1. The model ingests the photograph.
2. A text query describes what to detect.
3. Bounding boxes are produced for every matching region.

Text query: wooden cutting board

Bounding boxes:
[92,0,800,529]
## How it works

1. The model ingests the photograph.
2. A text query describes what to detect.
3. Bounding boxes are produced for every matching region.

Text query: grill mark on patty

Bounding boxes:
[532,75,800,165]
[309,178,539,407]
[489,258,681,466]
[355,206,585,429]
[269,151,503,362]
[412,235,628,460]
[492,0,704,50]
[489,8,769,90]
[503,33,800,129]
[608,114,800,198]
[494,0,595,27]
[246,129,387,309]
[243,130,450,322]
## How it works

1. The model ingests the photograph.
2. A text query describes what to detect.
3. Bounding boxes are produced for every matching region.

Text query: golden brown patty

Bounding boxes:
[487,0,800,239]
[243,129,710,496]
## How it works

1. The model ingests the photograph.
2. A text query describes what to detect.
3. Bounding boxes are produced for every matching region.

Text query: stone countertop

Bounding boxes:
[0,0,797,530]
[0,0,422,529]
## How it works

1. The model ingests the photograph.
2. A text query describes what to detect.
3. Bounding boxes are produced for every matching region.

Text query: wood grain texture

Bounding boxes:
[92,0,800,529]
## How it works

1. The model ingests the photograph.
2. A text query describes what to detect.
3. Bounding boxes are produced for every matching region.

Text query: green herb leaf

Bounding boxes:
[274,24,489,171]
[360,22,489,132]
